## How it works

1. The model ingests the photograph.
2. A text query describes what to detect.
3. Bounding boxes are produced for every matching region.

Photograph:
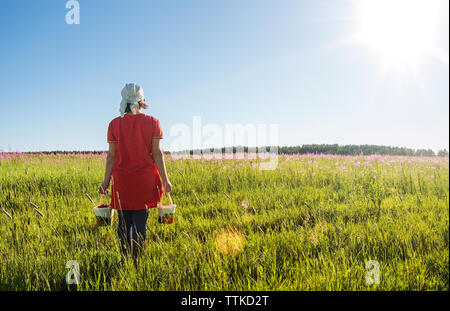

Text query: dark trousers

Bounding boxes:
[117,209,149,251]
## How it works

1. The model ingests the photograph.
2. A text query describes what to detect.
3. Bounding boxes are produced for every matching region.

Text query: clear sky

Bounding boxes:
[0,0,448,153]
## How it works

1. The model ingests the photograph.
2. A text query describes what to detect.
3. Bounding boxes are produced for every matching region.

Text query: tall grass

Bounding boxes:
[0,153,448,290]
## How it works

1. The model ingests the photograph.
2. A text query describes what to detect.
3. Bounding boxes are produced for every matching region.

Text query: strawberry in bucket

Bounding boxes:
[157,191,176,224]
[93,189,114,226]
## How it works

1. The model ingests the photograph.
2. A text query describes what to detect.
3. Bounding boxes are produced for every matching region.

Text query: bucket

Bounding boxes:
[157,192,176,224]
[93,191,114,226]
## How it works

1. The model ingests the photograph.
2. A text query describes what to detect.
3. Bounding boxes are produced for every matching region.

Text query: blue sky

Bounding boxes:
[0,0,448,152]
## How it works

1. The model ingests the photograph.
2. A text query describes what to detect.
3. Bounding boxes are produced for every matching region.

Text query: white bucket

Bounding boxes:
[158,192,176,224]
[94,190,114,227]
[94,205,114,226]
[157,204,176,224]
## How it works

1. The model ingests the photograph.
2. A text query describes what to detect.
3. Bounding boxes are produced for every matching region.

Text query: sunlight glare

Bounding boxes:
[356,0,442,66]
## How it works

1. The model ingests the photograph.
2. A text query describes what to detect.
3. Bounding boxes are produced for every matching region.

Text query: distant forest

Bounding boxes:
[23,144,449,157]
[176,144,448,157]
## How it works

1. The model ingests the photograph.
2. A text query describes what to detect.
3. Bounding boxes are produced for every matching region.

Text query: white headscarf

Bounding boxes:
[119,83,145,117]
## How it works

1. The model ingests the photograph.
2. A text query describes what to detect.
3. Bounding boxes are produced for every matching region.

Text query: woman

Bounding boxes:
[100,83,172,257]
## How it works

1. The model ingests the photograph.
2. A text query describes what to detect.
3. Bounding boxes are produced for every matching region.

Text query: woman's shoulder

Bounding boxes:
[109,116,122,126]
[142,114,160,123]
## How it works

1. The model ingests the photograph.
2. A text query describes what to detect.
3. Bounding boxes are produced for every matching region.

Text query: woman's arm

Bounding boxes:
[151,138,172,192]
[100,142,116,193]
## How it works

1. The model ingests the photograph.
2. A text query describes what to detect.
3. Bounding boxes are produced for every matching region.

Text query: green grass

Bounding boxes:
[0,153,448,290]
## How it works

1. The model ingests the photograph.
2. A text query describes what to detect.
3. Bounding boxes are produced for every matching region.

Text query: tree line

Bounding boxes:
[8,144,449,157]
[176,144,449,157]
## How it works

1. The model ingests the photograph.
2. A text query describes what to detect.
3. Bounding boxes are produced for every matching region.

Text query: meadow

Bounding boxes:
[0,152,448,290]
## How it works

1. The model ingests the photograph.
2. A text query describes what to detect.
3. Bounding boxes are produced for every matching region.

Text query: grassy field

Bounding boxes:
[0,152,448,290]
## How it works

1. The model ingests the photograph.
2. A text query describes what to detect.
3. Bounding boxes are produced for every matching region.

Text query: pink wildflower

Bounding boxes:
[241,200,249,209]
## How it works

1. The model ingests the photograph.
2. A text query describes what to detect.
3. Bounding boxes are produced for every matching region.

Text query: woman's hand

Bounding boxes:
[99,180,110,194]
[163,179,172,192]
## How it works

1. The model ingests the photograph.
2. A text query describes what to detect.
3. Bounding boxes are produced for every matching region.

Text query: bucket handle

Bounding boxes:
[159,191,173,206]
[98,188,109,206]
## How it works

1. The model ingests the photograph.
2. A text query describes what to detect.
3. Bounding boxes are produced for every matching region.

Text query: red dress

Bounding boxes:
[107,113,164,210]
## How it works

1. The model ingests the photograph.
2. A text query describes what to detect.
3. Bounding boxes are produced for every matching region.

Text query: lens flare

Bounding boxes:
[216,228,245,257]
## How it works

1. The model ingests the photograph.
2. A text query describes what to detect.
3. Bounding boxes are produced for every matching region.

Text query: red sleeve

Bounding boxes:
[107,121,117,142]
[152,118,163,138]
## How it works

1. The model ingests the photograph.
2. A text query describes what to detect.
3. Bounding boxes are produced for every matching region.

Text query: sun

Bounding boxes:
[354,0,445,68]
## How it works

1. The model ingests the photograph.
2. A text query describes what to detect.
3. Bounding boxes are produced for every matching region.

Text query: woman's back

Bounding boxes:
[107,113,163,172]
